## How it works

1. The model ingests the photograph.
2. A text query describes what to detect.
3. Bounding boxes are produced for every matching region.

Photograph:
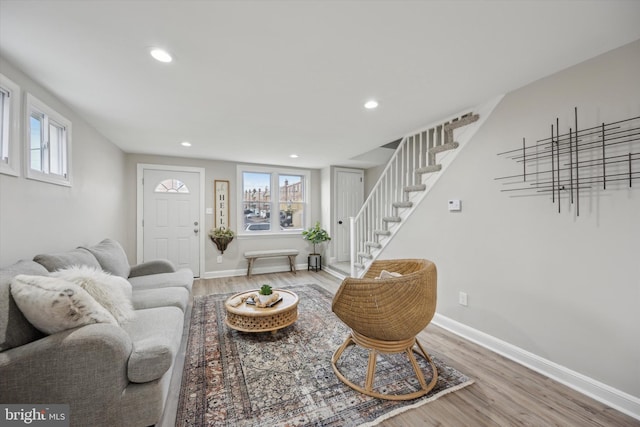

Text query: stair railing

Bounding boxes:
[348,98,503,278]
[350,126,438,277]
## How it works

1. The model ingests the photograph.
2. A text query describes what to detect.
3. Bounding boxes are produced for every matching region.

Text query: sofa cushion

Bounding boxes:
[127,337,173,383]
[131,287,190,312]
[52,266,135,324]
[33,248,101,272]
[128,268,194,292]
[121,307,183,383]
[129,259,176,277]
[10,275,118,334]
[81,238,131,278]
[0,260,48,351]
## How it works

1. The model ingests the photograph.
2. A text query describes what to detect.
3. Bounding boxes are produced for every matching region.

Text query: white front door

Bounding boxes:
[335,169,364,262]
[142,168,201,275]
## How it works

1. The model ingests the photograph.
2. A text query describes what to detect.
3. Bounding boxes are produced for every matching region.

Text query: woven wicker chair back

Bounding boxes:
[331,259,437,341]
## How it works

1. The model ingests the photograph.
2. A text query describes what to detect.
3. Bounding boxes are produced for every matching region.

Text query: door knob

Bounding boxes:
[338,220,343,225]
[194,221,199,226]
[194,228,199,234]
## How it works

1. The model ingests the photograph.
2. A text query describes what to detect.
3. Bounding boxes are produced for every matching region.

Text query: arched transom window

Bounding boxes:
[154,179,190,193]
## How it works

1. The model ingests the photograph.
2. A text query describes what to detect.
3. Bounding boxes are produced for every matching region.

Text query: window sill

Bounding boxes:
[26,171,71,187]
[0,162,19,177]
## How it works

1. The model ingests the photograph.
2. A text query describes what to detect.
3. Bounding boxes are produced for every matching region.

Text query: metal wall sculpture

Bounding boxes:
[496,108,639,216]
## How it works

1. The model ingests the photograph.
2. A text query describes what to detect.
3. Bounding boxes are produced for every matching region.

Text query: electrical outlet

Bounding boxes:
[217,255,223,264]
[458,291,468,306]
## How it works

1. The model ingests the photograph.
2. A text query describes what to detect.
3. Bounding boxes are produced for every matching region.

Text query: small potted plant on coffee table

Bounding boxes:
[258,284,273,305]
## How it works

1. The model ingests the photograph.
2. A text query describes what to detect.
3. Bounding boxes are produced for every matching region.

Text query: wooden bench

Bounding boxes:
[244,249,299,277]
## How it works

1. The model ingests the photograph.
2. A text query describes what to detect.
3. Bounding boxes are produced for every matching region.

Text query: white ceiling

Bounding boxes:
[1,1,639,169]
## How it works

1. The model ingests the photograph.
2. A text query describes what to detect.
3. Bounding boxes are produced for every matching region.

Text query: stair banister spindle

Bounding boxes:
[349,106,485,276]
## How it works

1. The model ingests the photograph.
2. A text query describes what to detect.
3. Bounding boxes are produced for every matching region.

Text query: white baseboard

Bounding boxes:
[202,262,309,279]
[432,313,640,421]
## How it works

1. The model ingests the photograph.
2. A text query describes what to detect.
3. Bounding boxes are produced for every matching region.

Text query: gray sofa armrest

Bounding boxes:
[0,323,133,425]
[129,259,176,277]
[128,269,194,292]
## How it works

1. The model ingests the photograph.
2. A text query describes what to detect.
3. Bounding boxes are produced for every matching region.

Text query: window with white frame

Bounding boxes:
[237,165,309,235]
[0,73,21,177]
[25,93,72,186]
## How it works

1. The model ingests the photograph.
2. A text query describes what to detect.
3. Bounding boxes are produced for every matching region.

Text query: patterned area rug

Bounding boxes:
[176,284,473,426]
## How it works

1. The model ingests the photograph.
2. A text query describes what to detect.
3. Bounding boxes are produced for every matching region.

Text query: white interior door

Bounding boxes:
[143,168,200,275]
[335,169,364,262]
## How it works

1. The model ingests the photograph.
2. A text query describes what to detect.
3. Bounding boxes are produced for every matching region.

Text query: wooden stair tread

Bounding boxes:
[415,164,442,174]
[429,141,459,154]
[404,184,426,192]
[393,201,413,208]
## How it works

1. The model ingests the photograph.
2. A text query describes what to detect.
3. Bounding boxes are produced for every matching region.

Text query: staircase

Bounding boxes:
[349,97,503,277]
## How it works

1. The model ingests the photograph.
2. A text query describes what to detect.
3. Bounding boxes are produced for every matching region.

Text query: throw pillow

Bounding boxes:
[33,248,101,272]
[10,275,118,335]
[0,260,48,351]
[81,239,131,278]
[376,270,403,279]
[52,266,135,324]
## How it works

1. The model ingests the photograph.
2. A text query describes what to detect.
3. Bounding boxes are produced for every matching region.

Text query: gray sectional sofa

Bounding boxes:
[0,239,193,427]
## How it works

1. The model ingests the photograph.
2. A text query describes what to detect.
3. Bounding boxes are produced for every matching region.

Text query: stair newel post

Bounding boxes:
[350,216,356,277]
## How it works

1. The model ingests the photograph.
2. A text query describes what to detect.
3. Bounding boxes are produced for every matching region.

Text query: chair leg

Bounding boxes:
[412,339,438,393]
[406,348,427,390]
[364,348,378,392]
[331,334,355,366]
[331,333,439,401]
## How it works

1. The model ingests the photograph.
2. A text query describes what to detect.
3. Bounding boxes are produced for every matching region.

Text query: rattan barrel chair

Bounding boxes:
[331,259,438,400]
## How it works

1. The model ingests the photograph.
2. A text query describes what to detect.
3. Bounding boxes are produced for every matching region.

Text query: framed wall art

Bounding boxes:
[214,180,230,229]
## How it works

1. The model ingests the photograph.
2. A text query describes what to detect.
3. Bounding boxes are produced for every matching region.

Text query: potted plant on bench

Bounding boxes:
[302,221,331,271]
[209,226,235,254]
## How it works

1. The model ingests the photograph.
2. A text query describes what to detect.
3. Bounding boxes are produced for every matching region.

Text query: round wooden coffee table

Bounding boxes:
[224,289,299,333]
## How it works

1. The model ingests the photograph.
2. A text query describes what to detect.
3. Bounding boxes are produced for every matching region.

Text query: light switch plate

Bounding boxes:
[448,199,461,211]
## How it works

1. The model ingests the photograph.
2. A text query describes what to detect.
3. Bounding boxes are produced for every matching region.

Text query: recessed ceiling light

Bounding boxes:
[289,154,299,158]
[180,141,191,147]
[150,48,173,63]
[364,100,379,109]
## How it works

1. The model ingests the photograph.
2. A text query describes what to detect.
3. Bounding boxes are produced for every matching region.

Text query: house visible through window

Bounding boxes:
[0,73,21,177]
[238,166,309,234]
[25,93,71,186]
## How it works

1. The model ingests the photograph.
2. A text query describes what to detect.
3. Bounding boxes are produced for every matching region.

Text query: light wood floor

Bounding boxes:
[161,270,639,427]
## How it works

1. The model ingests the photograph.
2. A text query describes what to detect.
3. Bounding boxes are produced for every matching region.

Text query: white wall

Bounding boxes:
[125,154,323,275]
[380,40,640,398]
[321,166,333,261]
[0,57,127,266]
[364,163,386,196]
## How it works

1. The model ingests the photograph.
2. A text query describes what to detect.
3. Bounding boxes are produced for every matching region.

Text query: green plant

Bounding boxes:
[259,284,273,296]
[209,226,235,239]
[209,226,235,254]
[302,221,331,254]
